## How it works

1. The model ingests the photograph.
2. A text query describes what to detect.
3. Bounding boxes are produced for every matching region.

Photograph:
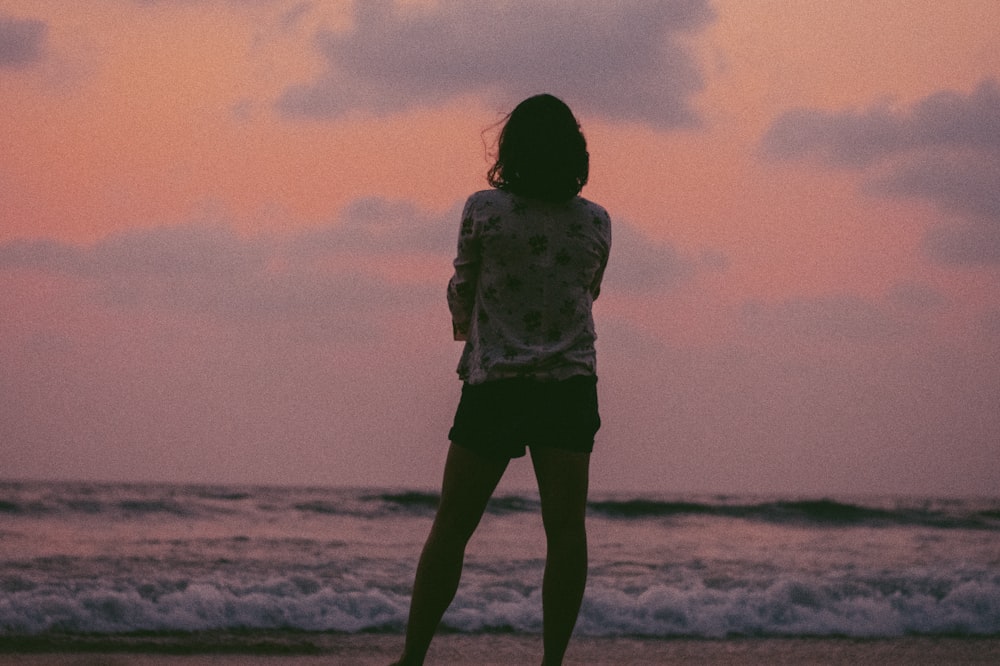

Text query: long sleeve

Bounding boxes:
[590,225,611,301]
[446,200,479,341]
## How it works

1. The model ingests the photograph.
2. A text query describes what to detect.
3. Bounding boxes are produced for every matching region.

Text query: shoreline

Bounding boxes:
[2,634,999,665]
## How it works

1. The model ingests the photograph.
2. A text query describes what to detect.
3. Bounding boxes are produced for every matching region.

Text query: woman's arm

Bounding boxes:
[446,199,480,341]
[589,211,611,300]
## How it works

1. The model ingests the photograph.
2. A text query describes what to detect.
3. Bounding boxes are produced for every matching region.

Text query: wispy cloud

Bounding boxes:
[0,200,449,339]
[603,222,726,294]
[741,294,906,346]
[0,14,47,67]
[276,0,714,129]
[760,79,1000,265]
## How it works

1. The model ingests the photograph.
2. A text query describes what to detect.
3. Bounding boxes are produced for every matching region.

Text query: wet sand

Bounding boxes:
[2,634,999,665]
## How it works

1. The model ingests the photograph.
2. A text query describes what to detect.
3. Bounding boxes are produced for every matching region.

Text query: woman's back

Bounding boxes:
[448,188,611,384]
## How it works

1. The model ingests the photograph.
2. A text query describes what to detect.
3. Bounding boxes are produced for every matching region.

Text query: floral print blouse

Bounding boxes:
[447,189,612,384]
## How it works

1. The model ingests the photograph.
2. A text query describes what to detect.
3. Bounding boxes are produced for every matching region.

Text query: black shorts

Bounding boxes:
[448,375,600,459]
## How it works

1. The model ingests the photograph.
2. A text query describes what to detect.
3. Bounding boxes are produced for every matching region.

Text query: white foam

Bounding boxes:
[2,572,998,637]
[0,578,409,634]
[577,575,1000,637]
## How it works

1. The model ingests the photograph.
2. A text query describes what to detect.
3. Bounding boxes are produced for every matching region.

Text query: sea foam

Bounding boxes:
[2,572,998,638]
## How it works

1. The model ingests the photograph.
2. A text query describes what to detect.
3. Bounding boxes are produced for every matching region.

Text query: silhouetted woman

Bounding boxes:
[392,94,611,666]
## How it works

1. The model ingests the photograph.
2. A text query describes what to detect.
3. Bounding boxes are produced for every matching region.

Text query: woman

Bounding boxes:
[392,94,611,666]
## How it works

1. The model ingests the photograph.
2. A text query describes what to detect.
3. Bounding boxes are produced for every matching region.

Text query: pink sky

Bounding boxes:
[2,1,998,495]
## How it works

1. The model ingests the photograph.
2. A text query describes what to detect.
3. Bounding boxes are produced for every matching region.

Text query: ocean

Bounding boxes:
[1,481,998,651]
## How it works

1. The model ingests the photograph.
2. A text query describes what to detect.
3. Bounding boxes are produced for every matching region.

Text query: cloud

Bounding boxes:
[290,197,456,257]
[276,0,714,128]
[887,281,947,313]
[875,152,1000,264]
[278,2,312,31]
[760,80,1000,168]
[741,294,904,346]
[602,222,726,295]
[0,200,450,338]
[981,309,1000,336]
[760,79,1000,265]
[0,14,47,67]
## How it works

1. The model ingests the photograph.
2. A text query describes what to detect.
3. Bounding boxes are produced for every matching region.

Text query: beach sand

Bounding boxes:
[2,634,999,665]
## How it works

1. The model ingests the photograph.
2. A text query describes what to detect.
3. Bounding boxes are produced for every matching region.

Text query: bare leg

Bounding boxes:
[530,446,590,666]
[392,443,509,666]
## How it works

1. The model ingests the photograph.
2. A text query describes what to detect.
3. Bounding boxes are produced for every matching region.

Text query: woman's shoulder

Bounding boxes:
[465,188,515,207]
[465,189,609,226]
[462,189,509,216]
[573,195,610,218]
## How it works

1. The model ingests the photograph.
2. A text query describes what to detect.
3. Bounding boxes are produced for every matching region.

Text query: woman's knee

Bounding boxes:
[429,505,484,548]
[541,510,587,545]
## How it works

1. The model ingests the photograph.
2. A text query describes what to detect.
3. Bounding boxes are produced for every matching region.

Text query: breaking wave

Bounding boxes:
[2,483,997,530]
[2,571,998,638]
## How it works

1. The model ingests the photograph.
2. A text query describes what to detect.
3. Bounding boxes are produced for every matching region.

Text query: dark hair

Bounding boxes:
[488,94,589,202]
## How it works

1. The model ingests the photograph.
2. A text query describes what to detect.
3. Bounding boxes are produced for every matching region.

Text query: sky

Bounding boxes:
[2,0,998,496]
